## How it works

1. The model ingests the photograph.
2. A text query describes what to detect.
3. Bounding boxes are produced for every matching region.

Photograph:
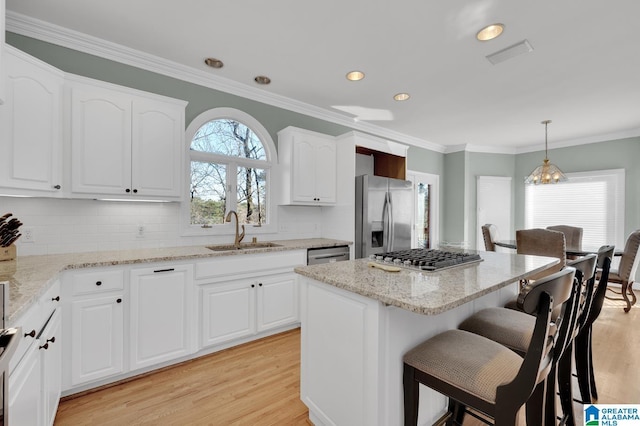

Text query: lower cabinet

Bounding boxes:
[9,281,62,426]
[201,278,257,347]
[41,309,62,426]
[9,343,42,426]
[129,265,195,370]
[70,294,124,387]
[200,271,299,348]
[60,251,305,397]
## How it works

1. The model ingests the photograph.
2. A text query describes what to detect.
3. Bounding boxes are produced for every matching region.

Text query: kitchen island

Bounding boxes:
[294,250,559,426]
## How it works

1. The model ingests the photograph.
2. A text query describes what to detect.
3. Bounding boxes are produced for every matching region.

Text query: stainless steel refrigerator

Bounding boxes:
[355,175,413,259]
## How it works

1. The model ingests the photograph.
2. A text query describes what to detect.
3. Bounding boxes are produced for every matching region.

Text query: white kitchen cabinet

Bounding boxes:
[200,278,257,347]
[41,309,62,426]
[256,272,299,332]
[196,250,305,350]
[0,46,64,194]
[69,76,186,199]
[9,343,42,426]
[199,271,299,348]
[65,269,125,388]
[70,294,124,387]
[277,126,337,205]
[129,264,195,370]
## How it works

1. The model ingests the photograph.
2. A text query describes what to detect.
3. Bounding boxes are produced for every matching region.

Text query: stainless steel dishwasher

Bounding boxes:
[307,245,350,265]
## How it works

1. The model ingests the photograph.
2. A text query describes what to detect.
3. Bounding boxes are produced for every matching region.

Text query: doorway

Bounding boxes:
[407,171,439,249]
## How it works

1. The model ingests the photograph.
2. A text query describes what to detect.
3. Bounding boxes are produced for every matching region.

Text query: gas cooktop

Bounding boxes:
[370,249,482,272]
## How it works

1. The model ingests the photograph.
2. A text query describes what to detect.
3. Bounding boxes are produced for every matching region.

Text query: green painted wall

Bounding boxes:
[442,151,467,246]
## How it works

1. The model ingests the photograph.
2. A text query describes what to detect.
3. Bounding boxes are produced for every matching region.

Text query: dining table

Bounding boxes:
[493,240,621,257]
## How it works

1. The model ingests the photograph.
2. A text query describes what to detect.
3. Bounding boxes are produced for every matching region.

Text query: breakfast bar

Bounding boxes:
[294,250,559,426]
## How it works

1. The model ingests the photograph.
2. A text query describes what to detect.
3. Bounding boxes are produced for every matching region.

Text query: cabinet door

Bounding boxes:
[313,139,337,203]
[9,343,43,426]
[131,98,183,198]
[130,265,195,370]
[40,308,62,426]
[0,49,63,193]
[70,295,124,386]
[70,83,133,195]
[200,279,256,348]
[257,273,299,332]
[291,137,318,203]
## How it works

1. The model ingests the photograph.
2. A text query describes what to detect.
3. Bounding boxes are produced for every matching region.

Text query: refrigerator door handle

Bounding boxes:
[387,191,394,251]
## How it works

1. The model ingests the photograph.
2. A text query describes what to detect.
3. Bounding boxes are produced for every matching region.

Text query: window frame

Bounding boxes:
[181,107,277,237]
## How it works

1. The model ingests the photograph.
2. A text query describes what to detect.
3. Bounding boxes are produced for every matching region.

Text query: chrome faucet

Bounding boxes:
[225,210,245,249]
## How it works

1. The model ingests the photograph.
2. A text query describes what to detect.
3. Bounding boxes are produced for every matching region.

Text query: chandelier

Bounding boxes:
[524,120,568,185]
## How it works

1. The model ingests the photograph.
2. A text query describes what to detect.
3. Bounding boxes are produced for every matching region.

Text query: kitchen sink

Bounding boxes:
[206,242,282,251]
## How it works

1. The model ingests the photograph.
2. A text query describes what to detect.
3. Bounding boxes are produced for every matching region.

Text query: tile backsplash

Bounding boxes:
[1,197,323,256]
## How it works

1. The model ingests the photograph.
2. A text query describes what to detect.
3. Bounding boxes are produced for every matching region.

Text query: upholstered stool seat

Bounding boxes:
[404,330,523,404]
[459,308,535,355]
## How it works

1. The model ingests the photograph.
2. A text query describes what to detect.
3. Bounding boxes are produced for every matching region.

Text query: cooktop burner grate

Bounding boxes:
[371,249,482,271]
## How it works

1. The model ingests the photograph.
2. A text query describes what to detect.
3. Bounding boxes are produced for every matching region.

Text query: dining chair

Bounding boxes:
[481,224,498,251]
[403,268,577,426]
[516,228,566,282]
[604,229,640,312]
[547,225,583,260]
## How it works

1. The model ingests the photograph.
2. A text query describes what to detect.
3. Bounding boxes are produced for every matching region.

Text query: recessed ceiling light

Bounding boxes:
[254,75,271,85]
[346,71,365,81]
[476,23,505,41]
[204,57,224,68]
[394,93,410,101]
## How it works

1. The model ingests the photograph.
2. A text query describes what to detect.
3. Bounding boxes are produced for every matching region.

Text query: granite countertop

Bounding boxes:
[1,238,351,324]
[294,251,559,315]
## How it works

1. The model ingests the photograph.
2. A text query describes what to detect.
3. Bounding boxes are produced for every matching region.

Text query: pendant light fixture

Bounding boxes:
[525,120,568,185]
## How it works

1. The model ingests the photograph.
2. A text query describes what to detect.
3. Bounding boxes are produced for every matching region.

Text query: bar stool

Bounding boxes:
[403,267,576,426]
[573,245,614,403]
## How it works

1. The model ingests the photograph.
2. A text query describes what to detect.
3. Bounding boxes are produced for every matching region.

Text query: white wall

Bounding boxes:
[1,197,324,256]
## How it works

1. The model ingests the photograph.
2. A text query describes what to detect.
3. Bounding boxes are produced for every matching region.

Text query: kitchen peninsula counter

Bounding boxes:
[295,250,558,426]
[1,238,350,324]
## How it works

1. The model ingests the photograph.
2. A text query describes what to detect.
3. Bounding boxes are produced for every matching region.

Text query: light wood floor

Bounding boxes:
[55,300,638,425]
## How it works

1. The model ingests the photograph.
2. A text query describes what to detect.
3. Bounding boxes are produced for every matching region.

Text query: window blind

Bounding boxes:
[524,169,625,248]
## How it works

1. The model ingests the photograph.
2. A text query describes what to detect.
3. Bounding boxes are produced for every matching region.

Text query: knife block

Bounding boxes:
[0,244,16,261]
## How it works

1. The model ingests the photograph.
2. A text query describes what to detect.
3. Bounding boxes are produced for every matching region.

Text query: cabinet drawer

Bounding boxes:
[9,301,42,375]
[41,279,61,319]
[70,269,125,295]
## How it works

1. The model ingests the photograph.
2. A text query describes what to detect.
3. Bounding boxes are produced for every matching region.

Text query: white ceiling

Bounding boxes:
[5,0,640,152]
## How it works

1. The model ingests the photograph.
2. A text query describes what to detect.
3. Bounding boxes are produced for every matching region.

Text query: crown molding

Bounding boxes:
[6,11,446,153]
[515,127,640,154]
[444,144,517,155]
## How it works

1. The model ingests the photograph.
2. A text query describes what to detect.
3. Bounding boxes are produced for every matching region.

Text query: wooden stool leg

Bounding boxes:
[575,329,592,403]
[558,345,576,426]
[403,364,419,426]
[588,331,599,402]
[526,379,546,426]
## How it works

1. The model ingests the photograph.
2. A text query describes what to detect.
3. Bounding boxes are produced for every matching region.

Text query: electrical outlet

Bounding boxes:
[137,224,145,238]
[22,227,35,243]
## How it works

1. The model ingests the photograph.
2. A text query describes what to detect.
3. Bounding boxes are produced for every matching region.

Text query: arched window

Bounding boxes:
[184,108,276,233]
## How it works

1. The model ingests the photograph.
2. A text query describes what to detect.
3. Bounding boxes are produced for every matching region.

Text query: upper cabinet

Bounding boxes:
[277,126,337,206]
[68,75,187,200]
[0,47,64,194]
